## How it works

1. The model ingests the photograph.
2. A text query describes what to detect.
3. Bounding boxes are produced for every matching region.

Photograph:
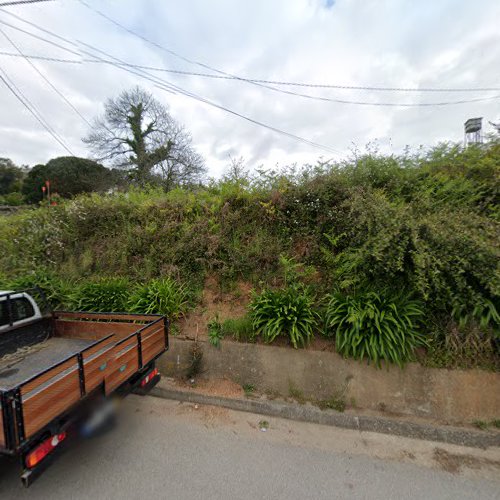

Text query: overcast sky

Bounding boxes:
[0,0,499,177]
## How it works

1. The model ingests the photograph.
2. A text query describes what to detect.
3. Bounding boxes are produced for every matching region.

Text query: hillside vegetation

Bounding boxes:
[0,141,498,369]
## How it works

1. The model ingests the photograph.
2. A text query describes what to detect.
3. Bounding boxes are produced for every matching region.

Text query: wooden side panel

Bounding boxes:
[83,345,115,393]
[54,311,159,322]
[141,324,166,365]
[21,365,81,438]
[82,334,116,358]
[54,320,137,341]
[105,337,139,394]
[10,315,166,440]
[22,357,77,396]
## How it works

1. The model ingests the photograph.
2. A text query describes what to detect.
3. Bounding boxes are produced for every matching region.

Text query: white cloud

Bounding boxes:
[0,0,499,177]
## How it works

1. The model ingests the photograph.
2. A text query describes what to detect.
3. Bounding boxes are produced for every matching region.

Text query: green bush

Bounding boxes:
[250,285,318,348]
[208,316,223,348]
[0,140,498,368]
[68,277,131,312]
[221,315,254,342]
[128,277,190,319]
[424,321,500,371]
[328,189,499,326]
[0,192,24,206]
[0,270,71,308]
[324,291,426,367]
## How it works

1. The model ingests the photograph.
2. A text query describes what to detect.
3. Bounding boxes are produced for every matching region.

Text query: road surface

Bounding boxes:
[0,395,499,499]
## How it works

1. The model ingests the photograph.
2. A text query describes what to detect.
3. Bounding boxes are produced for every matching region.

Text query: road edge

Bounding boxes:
[150,385,500,449]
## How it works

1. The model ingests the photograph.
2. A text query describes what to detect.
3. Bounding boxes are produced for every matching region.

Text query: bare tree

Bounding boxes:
[83,86,205,188]
[222,155,249,184]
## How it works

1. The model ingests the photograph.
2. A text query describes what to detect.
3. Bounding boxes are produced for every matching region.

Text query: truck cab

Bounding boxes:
[0,291,43,333]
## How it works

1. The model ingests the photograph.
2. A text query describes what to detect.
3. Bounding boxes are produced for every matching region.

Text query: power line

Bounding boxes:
[1,23,498,109]
[75,39,341,155]
[0,27,92,126]
[2,49,500,104]
[77,0,500,97]
[0,50,81,62]
[0,0,53,6]
[0,13,341,155]
[0,65,74,154]
[0,18,82,56]
[2,3,500,95]
[2,11,499,106]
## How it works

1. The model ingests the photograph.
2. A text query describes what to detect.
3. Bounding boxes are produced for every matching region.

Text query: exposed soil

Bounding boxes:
[178,276,251,341]
[171,376,244,399]
[177,275,337,353]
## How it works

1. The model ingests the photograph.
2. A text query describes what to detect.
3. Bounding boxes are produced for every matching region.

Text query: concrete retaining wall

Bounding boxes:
[158,338,500,424]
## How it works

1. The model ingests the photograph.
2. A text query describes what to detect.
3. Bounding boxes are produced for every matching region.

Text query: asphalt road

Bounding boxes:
[0,395,499,499]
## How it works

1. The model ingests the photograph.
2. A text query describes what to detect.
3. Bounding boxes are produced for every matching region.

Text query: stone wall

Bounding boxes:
[158,338,500,424]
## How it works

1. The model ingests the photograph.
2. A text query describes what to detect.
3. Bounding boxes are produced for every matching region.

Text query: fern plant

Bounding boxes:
[250,285,318,348]
[128,277,190,319]
[324,291,426,367]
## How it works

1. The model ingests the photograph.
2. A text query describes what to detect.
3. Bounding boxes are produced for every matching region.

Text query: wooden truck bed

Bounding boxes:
[0,338,94,391]
[0,311,168,455]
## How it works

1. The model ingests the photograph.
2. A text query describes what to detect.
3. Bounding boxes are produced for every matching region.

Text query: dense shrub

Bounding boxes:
[0,140,498,367]
[0,269,71,308]
[0,192,24,206]
[68,278,131,312]
[327,190,499,326]
[250,285,318,348]
[128,277,190,319]
[424,322,500,371]
[324,291,426,367]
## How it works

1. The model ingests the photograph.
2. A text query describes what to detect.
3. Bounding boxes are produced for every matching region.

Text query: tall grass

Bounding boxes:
[68,277,131,312]
[128,277,191,319]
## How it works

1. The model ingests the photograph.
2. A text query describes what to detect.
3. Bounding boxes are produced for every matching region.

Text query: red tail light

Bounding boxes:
[140,368,159,387]
[25,432,66,469]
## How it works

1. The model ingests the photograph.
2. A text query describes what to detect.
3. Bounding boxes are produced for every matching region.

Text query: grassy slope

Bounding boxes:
[0,141,498,367]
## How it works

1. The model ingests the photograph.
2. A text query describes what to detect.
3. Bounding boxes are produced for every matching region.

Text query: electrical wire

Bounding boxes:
[2,18,498,108]
[0,50,82,62]
[0,18,81,56]
[75,39,342,155]
[0,13,342,155]
[1,48,500,107]
[0,27,92,126]
[2,8,499,106]
[0,0,53,6]
[0,64,74,154]
[77,0,500,95]
[2,2,499,95]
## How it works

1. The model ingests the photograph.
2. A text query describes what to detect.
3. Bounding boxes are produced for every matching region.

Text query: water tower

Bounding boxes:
[464,117,482,146]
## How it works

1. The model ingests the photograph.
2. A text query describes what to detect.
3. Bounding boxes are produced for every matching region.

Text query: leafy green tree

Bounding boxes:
[0,158,25,195]
[22,156,114,203]
[83,86,205,188]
